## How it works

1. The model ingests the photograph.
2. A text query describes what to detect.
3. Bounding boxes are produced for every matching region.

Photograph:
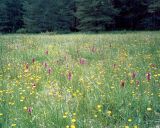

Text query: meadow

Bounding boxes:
[0,32,160,128]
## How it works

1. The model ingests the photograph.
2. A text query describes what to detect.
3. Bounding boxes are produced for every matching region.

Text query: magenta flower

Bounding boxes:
[68,72,72,80]
[27,107,32,115]
[48,68,52,74]
[146,72,151,81]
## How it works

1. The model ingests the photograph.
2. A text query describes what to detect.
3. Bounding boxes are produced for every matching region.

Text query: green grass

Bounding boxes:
[0,32,160,128]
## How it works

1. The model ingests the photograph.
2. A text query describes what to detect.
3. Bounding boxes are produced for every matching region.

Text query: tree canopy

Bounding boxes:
[0,0,159,33]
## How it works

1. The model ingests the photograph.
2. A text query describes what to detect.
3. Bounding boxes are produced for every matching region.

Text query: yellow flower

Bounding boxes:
[24,69,28,73]
[128,118,132,122]
[97,105,101,109]
[134,125,138,128]
[94,115,97,118]
[72,93,76,97]
[70,124,76,128]
[98,109,102,112]
[106,110,112,116]
[66,125,69,128]
[147,108,152,111]
[11,124,16,127]
[125,126,129,128]
[63,115,67,118]
[9,102,15,105]
[73,113,76,116]
[71,118,76,123]
[111,86,115,89]
[64,112,68,115]
[0,113,3,116]
[130,80,134,84]
[23,107,27,110]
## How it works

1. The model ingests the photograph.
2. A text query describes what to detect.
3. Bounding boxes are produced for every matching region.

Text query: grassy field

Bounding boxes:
[0,32,160,128]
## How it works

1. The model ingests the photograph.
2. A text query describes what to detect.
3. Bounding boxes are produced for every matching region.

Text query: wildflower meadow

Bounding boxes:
[0,32,160,128]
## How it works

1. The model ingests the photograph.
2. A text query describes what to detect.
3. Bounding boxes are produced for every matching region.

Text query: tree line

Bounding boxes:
[0,0,160,33]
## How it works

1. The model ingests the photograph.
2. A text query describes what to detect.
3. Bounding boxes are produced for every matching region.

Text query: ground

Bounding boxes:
[0,32,160,128]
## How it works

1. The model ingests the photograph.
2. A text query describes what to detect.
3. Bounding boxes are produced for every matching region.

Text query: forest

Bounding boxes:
[0,0,160,33]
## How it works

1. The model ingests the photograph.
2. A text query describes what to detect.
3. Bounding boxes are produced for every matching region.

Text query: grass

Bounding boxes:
[0,31,160,128]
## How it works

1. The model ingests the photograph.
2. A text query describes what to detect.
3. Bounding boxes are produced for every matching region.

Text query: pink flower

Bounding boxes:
[146,72,151,81]
[68,72,72,80]
[27,107,32,115]
[45,50,48,55]
[48,68,52,74]
[80,58,86,65]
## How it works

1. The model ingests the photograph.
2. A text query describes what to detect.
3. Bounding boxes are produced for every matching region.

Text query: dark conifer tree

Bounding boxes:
[142,0,160,29]
[76,0,118,31]
[0,0,160,33]
[113,0,149,30]
[23,0,74,32]
[0,0,23,32]
[0,0,8,32]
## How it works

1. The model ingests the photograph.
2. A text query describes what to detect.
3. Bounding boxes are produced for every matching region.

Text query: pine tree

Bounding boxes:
[6,0,23,32]
[23,0,74,32]
[0,0,8,32]
[0,0,23,32]
[142,0,160,29]
[55,0,75,31]
[76,0,118,31]
[23,0,56,32]
[113,0,149,30]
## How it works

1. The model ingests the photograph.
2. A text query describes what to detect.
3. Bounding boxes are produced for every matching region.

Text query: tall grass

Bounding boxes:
[0,32,160,128]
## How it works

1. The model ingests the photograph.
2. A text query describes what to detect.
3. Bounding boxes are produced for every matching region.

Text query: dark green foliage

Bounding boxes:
[23,0,74,32]
[113,0,149,30]
[0,0,160,33]
[142,0,160,29]
[0,0,8,32]
[0,0,23,32]
[76,0,118,31]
